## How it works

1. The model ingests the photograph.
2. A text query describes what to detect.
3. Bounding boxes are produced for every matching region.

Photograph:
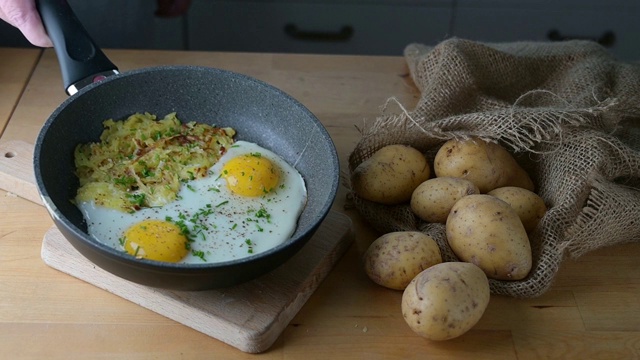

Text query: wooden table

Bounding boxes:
[1,47,639,359]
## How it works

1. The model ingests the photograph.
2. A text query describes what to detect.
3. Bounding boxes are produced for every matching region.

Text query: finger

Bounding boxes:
[0,1,53,47]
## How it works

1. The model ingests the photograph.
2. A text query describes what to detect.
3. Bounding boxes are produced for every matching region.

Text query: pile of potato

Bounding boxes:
[352,137,547,340]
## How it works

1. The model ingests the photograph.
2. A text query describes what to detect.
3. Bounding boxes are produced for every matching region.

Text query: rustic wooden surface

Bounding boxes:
[40,212,353,354]
[0,48,40,137]
[1,47,639,359]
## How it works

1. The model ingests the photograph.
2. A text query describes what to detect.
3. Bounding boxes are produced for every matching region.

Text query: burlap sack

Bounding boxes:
[347,38,640,298]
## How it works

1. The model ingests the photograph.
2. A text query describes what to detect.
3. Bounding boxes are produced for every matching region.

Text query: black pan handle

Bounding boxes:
[36,0,119,95]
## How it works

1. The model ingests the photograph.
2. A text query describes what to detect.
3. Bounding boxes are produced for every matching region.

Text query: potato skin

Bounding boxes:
[351,144,430,205]
[410,177,480,223]
[434,137,534,193]
[446,194,532,280]
[364,231,442,290]
[488,186,547,232]
[401,262,490,341]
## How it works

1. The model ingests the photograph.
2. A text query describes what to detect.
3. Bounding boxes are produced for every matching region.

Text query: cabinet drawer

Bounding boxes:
[187,1,453,55]
[69,0,185,50]
[452,7,640,61]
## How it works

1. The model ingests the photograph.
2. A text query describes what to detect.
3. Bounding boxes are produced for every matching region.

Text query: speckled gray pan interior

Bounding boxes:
[34,66,339,290]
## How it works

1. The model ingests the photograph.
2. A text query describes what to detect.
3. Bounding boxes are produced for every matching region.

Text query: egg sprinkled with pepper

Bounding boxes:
[76,140,307,264]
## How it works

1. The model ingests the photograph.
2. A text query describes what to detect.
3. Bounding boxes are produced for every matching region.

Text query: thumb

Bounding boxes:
[0,1,53,47]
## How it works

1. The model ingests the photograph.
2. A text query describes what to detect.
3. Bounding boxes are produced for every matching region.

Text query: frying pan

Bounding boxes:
[33,0,339,290]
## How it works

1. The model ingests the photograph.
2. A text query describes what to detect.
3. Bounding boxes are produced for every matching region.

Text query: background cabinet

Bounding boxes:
[186,1,453,55]
[452,0,640,61]
[1,0,639,61]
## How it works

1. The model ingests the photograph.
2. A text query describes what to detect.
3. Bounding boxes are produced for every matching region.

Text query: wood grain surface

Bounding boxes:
[0,140,40,205]
[41,212,353,354]
[0,48,40,133]
[1,47,639,359]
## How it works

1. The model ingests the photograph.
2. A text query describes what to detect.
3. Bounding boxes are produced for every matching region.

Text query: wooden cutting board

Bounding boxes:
[0,140,353,353]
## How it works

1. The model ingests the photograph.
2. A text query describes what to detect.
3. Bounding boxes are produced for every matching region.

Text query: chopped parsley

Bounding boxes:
[245,239,254,254]
[126,193,146,207]
[192,249,206,261]
[141,167,155,178]
[114,175,136,187]
[255,207,271,223]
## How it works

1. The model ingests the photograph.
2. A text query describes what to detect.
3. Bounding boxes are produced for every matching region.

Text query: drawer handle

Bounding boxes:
[155,0,192,17]
[284,23,354,42]
[547,29,615,48]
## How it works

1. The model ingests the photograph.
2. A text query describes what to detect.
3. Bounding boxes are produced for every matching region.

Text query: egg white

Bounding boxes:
[76,141,307,264]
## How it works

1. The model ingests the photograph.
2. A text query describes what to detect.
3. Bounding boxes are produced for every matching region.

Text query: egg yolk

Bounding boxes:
[122,219,188,262]
[221,153,280,197]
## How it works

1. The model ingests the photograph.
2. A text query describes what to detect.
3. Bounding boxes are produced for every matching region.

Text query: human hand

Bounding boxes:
[0,0,52,47]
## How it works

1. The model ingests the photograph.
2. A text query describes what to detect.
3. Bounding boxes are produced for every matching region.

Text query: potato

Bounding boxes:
[401,262,490,341]
[446,194,532,280]
[364,231,442,290]
[434,137,534,193]
[410,177,480,223]
[351,144,430,205]
[488,186,547,232]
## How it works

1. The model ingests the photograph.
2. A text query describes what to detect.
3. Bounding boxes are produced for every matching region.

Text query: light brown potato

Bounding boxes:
[364,231,442,290]
[351,144,430,205]
[488,186,547,232]
[434,137,534,193]
[401,262,490,341]
[410,177,480,223]
[446,194,532,280]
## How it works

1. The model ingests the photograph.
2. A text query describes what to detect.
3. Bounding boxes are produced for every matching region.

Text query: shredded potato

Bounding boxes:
[74,112,236,212]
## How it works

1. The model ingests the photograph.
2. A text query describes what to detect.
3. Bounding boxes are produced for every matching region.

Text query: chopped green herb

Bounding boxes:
[255,207,271,222]
[114,176,136,187]
[167,214,191,238]
[126,193,146,207]
[141,167,154,178]
[245,239,254,254]
[192,249,206,261]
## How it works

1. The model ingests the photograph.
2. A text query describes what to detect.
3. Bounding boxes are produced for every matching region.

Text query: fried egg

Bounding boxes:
[76,141,307,264]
